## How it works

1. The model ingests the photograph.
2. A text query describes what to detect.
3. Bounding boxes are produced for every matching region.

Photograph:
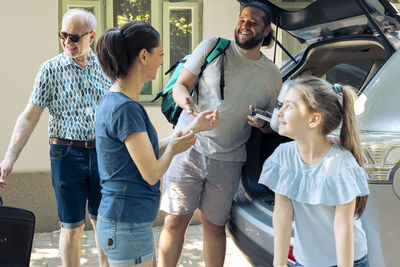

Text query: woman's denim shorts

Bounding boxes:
[295,254,369,267]
[97,216,154,266]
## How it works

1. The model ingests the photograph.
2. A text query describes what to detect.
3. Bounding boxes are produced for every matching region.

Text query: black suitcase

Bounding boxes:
[0,197,35,266]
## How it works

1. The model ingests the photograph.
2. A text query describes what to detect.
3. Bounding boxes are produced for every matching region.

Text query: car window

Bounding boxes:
[325,59,374,92]
[270,0,317,11]
[280,30,306,66]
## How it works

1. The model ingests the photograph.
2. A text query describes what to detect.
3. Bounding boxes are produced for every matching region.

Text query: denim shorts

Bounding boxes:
[295,254,369,267]
[97,216,154,266]
[50,144,102,228]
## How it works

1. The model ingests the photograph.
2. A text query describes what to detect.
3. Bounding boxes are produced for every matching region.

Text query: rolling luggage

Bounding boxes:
[0,196,35,266]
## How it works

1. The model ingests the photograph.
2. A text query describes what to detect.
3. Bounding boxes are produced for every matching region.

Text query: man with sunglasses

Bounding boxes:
[0,8,111,267]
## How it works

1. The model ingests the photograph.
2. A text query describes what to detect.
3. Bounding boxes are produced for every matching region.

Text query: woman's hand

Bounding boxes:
[163,109,218,159]
[189,109,219,133]
[167,130,197,155]
[126,130,196,185]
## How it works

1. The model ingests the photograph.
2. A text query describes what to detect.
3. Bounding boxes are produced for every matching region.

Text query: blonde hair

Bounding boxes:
[291,76,367,218]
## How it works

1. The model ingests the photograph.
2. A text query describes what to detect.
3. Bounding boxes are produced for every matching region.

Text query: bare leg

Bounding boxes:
[201,214,226,267]
[59,224,85,267]
[158,212,194,267]
[91,218,110,267]
[153,237,157,267]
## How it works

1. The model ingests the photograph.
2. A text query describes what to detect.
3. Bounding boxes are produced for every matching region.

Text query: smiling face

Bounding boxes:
[60,15,95,61]
[235,6,270,50]
[277,87,315,140]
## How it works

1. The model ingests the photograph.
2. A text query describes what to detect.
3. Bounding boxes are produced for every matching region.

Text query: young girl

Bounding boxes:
[259,76,369,267]
[95,21,218,267]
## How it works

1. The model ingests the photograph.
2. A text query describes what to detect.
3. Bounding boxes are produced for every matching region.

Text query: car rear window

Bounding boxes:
[325,59,374,92]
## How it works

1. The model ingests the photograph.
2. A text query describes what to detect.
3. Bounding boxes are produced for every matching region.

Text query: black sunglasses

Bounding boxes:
[58,31,92,43]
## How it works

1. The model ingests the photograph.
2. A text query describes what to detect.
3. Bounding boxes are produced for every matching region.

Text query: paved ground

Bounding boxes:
[31,225,252,267]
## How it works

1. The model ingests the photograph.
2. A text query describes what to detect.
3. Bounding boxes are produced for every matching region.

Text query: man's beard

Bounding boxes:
[234,30,264,50]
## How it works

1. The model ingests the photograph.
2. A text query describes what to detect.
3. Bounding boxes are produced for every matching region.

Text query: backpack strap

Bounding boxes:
[164,59,187,75]
[204,38,231,66]
[152,55,191,103]
[195,37,231,101]
[219,48,227,100]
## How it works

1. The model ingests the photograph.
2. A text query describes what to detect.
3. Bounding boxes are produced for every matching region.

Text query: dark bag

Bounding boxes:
[0,196,35,266]
[152,38,231,125]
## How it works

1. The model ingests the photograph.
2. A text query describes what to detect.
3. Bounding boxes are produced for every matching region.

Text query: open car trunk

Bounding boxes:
[239,0,400,50]
[229,1,400,266]
[243,36,388,206]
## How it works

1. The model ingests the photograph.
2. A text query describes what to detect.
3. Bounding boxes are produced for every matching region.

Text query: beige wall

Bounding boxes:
[0,0,244,232]
[0,1,58,172]
[203,0,241,39]
[0,0,243,171]
[0,1,59,232]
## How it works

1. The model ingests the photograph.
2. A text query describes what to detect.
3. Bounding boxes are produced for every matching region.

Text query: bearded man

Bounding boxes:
[158,2,282,267]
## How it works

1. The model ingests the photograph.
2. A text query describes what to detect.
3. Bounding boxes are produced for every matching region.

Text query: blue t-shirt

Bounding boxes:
[95,91,160,223]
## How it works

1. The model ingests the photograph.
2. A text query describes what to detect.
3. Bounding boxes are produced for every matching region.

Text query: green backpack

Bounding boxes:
[152,38,231,125]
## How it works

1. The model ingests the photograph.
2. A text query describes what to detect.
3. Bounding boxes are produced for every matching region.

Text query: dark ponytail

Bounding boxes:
[97,20,160,81]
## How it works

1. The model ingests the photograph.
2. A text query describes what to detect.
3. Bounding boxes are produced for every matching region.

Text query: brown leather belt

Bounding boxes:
[49,138,95,148]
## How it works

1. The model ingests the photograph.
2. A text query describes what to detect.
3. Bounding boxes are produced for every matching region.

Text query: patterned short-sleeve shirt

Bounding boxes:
[30,49,112,141]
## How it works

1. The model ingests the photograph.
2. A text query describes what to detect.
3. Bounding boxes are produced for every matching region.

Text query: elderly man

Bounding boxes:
[0,9,111,267]
[158,2,282,267]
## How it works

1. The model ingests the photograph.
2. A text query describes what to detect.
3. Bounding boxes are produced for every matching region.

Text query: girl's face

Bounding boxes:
[277,87,314,139]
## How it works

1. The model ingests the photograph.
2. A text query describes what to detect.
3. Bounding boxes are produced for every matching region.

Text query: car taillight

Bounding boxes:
[331,131,400,184]
[288,246,296,262]
[359,131,400,184]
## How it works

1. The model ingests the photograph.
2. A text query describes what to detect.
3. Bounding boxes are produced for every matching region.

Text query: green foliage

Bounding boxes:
[113,0,151,27]
[170,14,192,37]
[112,0,195,96]
[169,9,193,66]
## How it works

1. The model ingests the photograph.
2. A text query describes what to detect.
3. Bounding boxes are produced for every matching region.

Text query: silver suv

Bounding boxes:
[227,0,400,266]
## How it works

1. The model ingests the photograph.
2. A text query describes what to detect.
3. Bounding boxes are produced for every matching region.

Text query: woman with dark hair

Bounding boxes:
[95,20,218,267]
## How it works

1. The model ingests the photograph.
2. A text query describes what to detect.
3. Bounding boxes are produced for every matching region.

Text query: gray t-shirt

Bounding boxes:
[175,37,282,161]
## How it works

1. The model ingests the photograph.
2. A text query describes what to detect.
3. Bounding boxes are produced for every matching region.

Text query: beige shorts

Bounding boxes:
[160,148,244,226]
